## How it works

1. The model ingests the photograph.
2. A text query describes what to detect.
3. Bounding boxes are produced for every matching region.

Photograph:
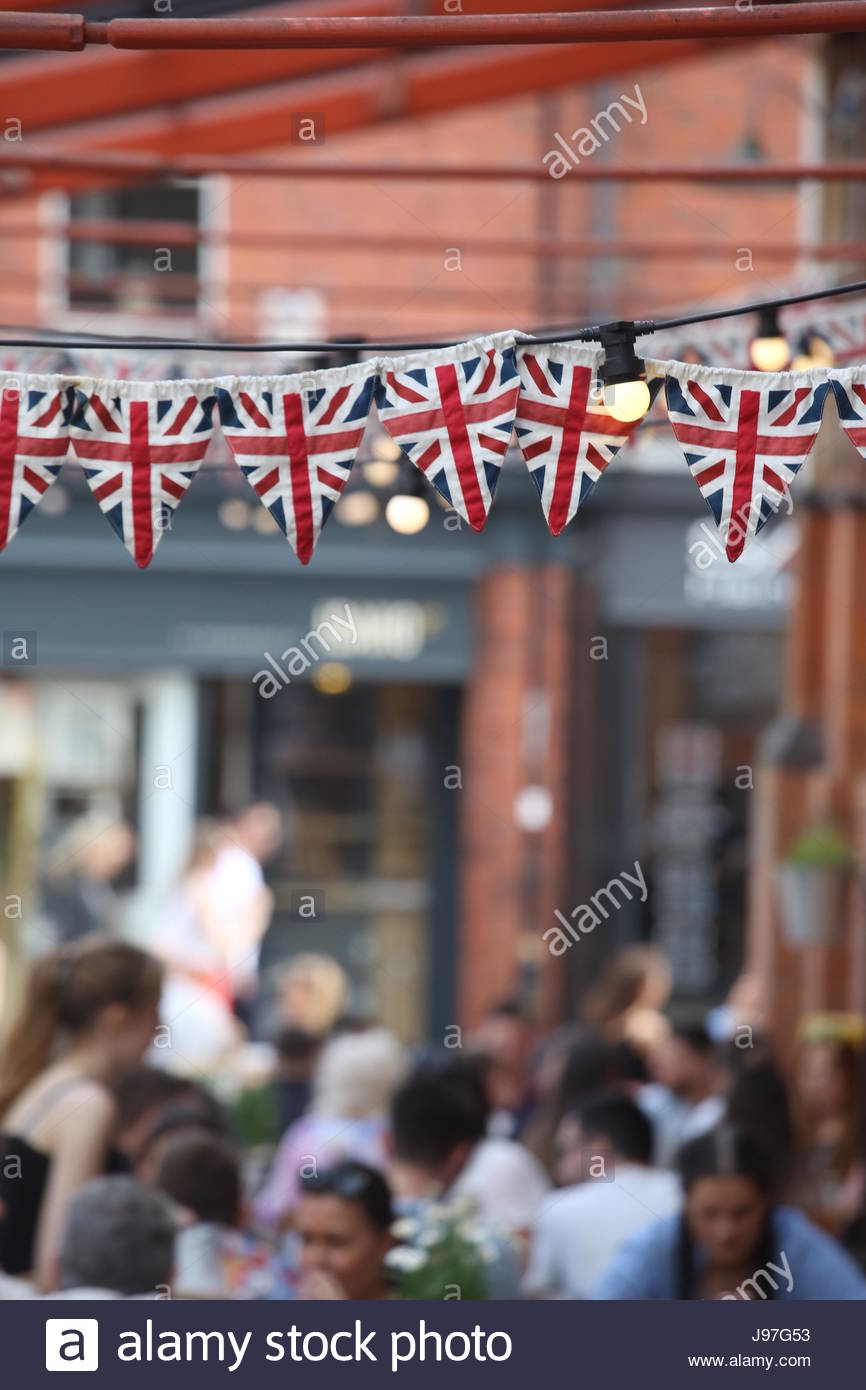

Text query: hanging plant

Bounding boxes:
[776,824,853,947]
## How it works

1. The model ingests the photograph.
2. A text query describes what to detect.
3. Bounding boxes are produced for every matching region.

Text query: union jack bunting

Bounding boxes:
[215,370,376,564]
[375,340,520,530]
[70,385,216,568]
[515,348,653,535]
[0,377,72,552]
[664,367,831,561]
[828,371,866,458]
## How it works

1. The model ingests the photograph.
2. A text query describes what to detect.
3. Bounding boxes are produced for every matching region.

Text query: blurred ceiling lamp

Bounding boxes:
[335,489,380,527]
[513,784,554,833]
[363,432,403,488]
[385,467,430,535]
[363,457,402,488]
[40,484,69,518]
[312,661,353,694]
[790,328,835,372]
[252,506,280,535]
[218,498,251,530]
[749,307,790,372]
[599,321,651,423]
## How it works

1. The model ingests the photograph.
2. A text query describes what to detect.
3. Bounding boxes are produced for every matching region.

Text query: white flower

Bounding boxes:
[417,1227,444,1247]
[385,1245,428,1273]
[456,1220,487,1245]
[391,1217,421,1241]
[448,1193,478,1218]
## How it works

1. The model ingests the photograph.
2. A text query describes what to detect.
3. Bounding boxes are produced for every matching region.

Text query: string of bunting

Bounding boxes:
[2,322,866,569]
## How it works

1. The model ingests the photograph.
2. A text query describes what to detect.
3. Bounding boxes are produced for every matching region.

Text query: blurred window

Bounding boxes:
[66,183,200,316]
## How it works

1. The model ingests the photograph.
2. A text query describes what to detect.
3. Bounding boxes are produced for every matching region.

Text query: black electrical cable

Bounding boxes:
[0,278,865,356]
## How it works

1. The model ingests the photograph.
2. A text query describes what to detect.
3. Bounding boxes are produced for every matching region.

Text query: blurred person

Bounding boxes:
[254,1028,407,1230]
[296,1162,394,1300]
[41,813,136,944]
[706,972,769,1045]
[154,1131,275,1298]
[522,1029,614,1176]
[792,1037,866,1232]
[210,802,283,1021]
[470,1000,535,1138]
[604,1036,689,1172]
[387,1065,521,1296]
[112,1066,204,1167]
[275,953,350,1038]
[525,1093,680,1297]
[272,1027,320,1135]
[725,1052,796,1192]
[438,1059,550,1237]
[520,1026,583,1167]
[151,819,243,1071]
[593,1125,866,1300]
[0,938,161,1288]
[581,945,673,1055]
[647,1022,726,1164]
[50,1176,174,1299]
[133,1094,231,1187]
[0,1270,34,1300]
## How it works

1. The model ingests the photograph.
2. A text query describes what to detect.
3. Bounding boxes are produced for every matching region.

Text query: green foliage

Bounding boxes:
[229,1082,281,1148]
[785,824,853,869]
[386,1204,492,1301]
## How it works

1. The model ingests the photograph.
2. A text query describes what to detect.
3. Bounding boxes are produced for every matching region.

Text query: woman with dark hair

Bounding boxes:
[0,938,162,1289]
[296,1161,394,1300]
[592,1125,866,1300]
[792,1037,866,1233]
[725,1053,796,1191]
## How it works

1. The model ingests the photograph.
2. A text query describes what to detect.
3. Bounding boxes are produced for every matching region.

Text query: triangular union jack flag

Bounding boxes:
[0,377,72,553]
[515,348,654,535]
[70,386,216,568]
[828,371,866,459]
[664,367,831,561]
[216,371,375,565]
[375,341,520,530]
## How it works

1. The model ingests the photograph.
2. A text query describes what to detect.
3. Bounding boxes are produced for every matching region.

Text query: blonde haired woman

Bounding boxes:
[254,1027,407,1231]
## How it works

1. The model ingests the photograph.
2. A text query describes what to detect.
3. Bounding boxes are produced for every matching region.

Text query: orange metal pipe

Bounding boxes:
[0,12,84,49]
[0,0,687,138]
[77,4,866,49]
[3,4,866,51]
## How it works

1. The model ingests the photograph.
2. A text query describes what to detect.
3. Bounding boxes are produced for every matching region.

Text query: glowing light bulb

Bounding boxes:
[385,493,430,535]
[362,458,401,489]
[218,499,251,531]
[807,334,834,368]
[790,332,834,373]
[603,378,651,422]
[312,662,353,694]
[750,307,789,373]
[371,432,403,463]
[749,335,790,373]
[335,490,379,527]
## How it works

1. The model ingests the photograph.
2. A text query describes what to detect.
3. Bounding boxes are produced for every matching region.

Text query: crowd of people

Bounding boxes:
[0,932,865,1300]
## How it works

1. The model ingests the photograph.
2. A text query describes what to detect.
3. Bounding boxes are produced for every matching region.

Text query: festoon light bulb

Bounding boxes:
[381,455,431,535]
[749,307,790,373]
[598,321,652,424]
[603,378,652,422]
